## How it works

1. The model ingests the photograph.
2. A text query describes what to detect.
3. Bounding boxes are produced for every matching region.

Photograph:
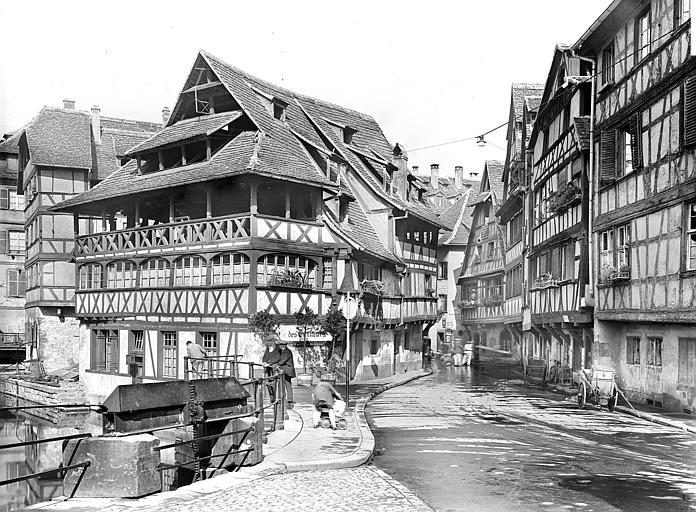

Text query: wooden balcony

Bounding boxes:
[74,213,324,260]
[354,295,437,325]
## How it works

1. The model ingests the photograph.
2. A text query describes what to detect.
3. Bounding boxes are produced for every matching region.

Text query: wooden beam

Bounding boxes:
[182,81,223,94]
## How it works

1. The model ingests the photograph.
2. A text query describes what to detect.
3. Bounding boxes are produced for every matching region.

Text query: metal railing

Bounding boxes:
[0,429,93,498]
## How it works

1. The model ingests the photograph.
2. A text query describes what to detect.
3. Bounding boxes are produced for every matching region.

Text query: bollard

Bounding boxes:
[253,381,264,436]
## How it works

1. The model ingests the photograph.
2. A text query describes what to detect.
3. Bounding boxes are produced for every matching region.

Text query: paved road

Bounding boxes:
[367,366,696,512]
[92,466,431,512]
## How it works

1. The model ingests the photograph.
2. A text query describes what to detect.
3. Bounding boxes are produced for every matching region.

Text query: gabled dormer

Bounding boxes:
[323,118,357,144]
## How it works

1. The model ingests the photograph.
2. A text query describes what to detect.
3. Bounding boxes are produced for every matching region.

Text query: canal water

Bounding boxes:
[0,394,182,511]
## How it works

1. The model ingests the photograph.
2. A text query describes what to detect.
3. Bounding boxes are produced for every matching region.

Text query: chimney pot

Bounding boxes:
[162,106,171,128]
[91,105,101,145]
[430,164,440,190]
[63,99,75,110]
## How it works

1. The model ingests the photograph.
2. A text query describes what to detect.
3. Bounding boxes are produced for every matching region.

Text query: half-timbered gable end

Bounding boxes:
[52,51,441,397]
[575,0,696,413]
[457,161,516,356]
[498,83,543,348]
[525,45,594,372]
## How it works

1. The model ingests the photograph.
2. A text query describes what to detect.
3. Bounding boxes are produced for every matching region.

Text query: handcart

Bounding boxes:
[574,368,619,411]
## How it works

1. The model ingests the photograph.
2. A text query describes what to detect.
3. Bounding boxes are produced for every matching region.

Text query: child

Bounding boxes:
[312,380,342,430]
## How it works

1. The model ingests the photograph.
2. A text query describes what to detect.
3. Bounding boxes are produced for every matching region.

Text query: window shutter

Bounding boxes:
[0,189,8,210]
[566,244,575,280]
[18,270,26,297]
[684,76,696,147]
[629,114,643,169]
[0,230,6,254]
[600,130,617,185]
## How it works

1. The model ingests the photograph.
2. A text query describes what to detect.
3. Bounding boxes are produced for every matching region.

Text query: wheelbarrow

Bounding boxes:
[574,368,619,412]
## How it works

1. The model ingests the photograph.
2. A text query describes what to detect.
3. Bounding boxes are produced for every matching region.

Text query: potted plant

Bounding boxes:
[268,268,311,289]
[360,279,386,296]
[424,286,436,298]
[294,308,320,385]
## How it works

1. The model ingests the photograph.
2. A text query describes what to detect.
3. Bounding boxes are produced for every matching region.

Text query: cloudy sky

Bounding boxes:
[0,1,608,179]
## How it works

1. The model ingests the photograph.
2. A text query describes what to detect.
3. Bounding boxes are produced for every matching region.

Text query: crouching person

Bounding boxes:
[312,380,342,430]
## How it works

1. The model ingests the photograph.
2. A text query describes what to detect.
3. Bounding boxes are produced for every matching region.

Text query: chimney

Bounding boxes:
[91,105,101,145]
[63,99,75,110]
[469,171,479,180]
[392,143,409,200]
[430,164,439,189]
[162,106,171,128]
[455,166,464,189]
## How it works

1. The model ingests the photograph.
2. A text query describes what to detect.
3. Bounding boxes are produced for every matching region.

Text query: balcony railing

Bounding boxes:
[74,213,324,258]
[531,273,559,290]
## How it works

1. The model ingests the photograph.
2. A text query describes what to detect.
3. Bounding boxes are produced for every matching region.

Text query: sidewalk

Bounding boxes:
[28,369,432,511]
[522,379,696,435]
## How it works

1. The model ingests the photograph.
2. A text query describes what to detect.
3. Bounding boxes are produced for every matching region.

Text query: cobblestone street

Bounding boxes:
[95,466,430,512]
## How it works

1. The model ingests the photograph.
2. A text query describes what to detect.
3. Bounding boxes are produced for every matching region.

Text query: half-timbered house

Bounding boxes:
[53,51,442,400]
[457,160,513,359]
[0,130,25,352]
[526,46,594,373]
[497,83,543,364]
[574,0,696,412]
[17,102,161,373]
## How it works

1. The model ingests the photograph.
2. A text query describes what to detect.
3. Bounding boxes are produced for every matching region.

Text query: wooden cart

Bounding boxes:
[574,368,619,411]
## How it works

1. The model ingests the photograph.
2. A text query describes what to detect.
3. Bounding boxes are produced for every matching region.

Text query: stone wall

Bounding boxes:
[0,377,86,422]
[26,306,82,373]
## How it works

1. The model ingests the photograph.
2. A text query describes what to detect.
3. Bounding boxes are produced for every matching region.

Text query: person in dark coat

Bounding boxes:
[262,337,282,402]
[276,341,296,408]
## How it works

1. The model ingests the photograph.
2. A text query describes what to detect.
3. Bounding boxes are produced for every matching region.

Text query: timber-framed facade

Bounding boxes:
[575,0,696,412]
[526,47,594,373]
[54,51,441,401]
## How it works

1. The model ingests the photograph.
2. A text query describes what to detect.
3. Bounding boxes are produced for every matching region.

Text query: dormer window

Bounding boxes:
[273,99,287,122]
[325,118,356,144]
[343,127,356,144]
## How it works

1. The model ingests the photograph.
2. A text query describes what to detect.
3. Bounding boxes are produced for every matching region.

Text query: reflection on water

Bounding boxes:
[0,394,189,511]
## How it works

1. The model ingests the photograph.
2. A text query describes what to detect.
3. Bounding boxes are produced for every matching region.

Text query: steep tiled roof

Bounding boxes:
[56,131,258,209]
[24,108,93,169]
[512,83,544,119]
[485,160,505,205]
[127,111,243,155]
[0,129,22,155]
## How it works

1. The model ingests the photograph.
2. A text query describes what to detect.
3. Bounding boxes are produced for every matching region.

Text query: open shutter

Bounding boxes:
[684,75,696,147]
[17,270,26,297]
[111,331,120,372]
[0,230,6,255]
[600,130,617,185]
[0,189,8,210]
[629,114,643,170]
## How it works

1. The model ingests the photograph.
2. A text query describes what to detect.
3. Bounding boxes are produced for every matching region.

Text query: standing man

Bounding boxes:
[276,341,296,409]
[463,339,474,367]
[186,341,208,378]
[452,337,465,367]
[262,336,282,402]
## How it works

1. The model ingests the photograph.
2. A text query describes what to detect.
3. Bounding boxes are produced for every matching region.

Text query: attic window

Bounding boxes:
[343,127,356,144]
[273,100,286,121]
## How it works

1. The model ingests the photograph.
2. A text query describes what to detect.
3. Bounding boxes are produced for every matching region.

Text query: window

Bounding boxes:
[438,294,447,311]
[174,256,206,286]
[370,338,380,355]
[508,212,523,245]
[0,188,23,211]
[678,338,696,386]
[8,231,25,254]
[272,99,287,121]
[162,331,177,378]
[322,257,333,290]
[600,229,614,269]
[438,261,448,279]
[505,264,523,297]
[688,203,696,270]
[257,253,317,286]
[94,329,119,372]
[140,259,171,288]
[617,225,631,269]
[358,261,380,281]
[201,332,217,354]
[601,44,615,86]
[636,10,651,62]
[211,253,250,285]
[128,330,144,377]
[619,128,634,176]
[626,336,641,365]
[647,336,662,367]
[7,269,25,297]
[675,0,691,26]
[486,242,496,261]
[79,264,102,289]
[106,261,137,288]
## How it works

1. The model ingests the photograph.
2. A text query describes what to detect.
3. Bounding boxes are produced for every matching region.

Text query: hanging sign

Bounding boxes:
[339,295,359,319]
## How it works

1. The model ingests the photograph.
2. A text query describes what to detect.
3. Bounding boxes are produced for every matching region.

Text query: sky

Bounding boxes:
[0,0,609,180]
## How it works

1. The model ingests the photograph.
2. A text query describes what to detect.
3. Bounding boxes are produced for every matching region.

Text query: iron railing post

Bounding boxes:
[275,371,285,431]
[254,380,264,435]
[183,356,190,381]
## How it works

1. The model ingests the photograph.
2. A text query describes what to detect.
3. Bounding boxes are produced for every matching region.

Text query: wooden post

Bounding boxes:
[205,139,212,161]
[169,195,175,223]
[181,145,187,166]
[274,372,285,431]
[134,200,141,227]
[205,187,212,219]
[254,380,264,435]
[285,189,291,219]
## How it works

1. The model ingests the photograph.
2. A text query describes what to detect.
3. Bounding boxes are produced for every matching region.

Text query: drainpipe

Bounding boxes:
[573,52,597,302]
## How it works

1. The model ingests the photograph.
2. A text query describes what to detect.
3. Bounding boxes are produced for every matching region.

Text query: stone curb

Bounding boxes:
[281,369,434,472]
